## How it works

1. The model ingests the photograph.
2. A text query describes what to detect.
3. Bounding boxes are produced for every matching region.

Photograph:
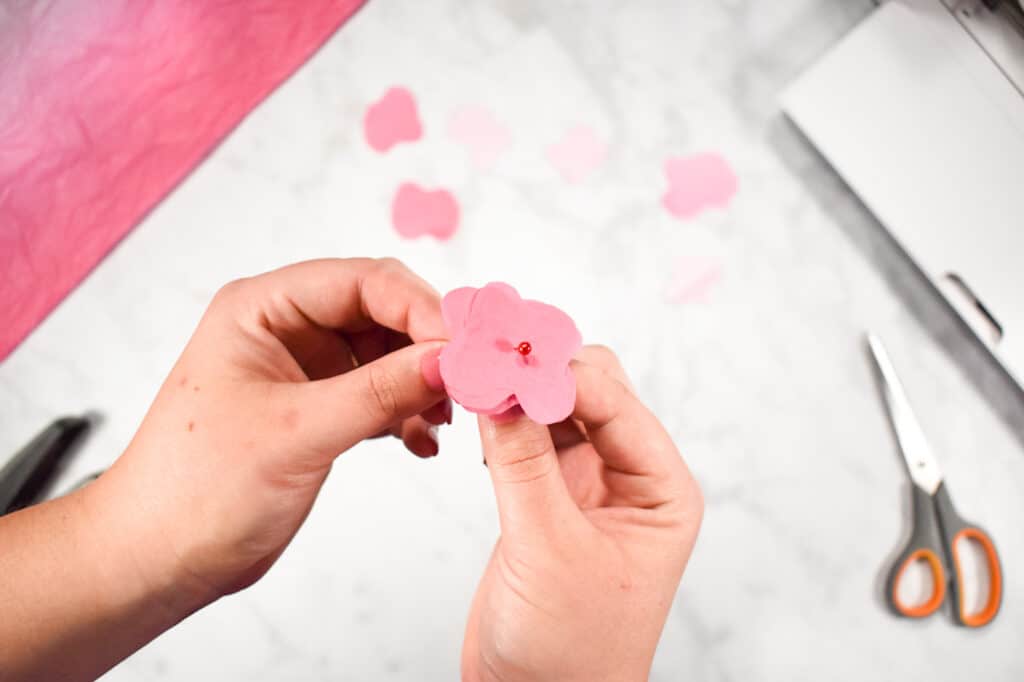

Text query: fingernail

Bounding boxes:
[426,425,439,457]
[422,400,448,426]
[420,348,445,393]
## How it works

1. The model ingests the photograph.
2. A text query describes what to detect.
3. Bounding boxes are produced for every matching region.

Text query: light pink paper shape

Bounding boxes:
[364,87,422,153]
[440,283,582,424]
[391,183,459,240]
[664,256,723,304]
[546,125,607,183]
[662,153,738,220]
[447,106,511,169]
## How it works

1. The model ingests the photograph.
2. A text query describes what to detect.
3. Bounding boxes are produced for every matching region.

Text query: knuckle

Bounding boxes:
[666,469,705,527]
[586,343,620,366]
[586,372,630,425]
[213,278,249,304]
[589,342,618,364]
[490,426,556,484]
[334,256,374,272]
[363,364,403,419]
[607,371,632,400]
[579,344,634,393]
[494,448,556,485]
[209,279,257,318]
[375,256,407,276]
[375,257,416,292]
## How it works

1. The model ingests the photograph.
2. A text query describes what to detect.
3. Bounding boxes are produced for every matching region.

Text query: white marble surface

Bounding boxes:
[2,0,1024,679]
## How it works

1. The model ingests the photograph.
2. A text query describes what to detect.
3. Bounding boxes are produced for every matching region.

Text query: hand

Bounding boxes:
[1,258,454,680]
[462,346,703,682]
[86,258,451,604]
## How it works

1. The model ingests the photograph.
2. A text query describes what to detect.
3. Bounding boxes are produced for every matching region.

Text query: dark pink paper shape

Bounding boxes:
[391,183,459,240]
[439,283,582,425]
[364,87,423,153]
[0,0,365,362]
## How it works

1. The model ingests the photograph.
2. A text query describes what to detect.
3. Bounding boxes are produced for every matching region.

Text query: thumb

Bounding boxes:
[290,341,447,458]
[478,410,580,542]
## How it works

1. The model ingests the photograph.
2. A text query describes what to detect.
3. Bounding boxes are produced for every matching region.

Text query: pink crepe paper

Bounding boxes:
[447,105,511,169]
[391,183,460,240]
[546,125,607,183]
[364,87,423,153]
[662,153,738,220]
[0,0,366,362]
[439,283,582,425]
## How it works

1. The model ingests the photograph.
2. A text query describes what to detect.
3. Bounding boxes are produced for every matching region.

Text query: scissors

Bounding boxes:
[0,416,94,516]
[867,334,1003,627]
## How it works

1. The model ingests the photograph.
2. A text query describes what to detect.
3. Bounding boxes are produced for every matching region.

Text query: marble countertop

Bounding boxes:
[2,0,1023,679]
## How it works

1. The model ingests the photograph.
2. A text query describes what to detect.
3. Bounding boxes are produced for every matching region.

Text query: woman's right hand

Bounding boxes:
[462,346,704,682]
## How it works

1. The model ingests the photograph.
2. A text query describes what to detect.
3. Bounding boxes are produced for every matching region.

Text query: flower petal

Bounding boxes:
[466,282,524,339]
[515,365,576,424]
[442,287,478,332]
[474,395,520,415]
[439,330,516,412]
[521,298,582,366]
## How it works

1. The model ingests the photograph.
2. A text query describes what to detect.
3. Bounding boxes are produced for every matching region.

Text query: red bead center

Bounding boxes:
[516,341,532,356]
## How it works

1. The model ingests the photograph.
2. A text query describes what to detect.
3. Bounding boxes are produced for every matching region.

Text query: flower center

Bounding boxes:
[516,341,532,356]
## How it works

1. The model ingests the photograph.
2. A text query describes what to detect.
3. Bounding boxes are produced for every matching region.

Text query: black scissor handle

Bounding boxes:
[0,416,91,515]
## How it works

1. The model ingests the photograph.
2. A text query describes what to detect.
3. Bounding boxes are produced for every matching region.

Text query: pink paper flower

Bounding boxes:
[439,283,582,424]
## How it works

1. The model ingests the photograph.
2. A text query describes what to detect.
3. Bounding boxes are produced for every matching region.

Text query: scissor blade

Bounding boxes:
[866,334,943,494]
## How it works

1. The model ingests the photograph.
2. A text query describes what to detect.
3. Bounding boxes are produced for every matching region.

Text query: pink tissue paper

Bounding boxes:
[0,0,366,361]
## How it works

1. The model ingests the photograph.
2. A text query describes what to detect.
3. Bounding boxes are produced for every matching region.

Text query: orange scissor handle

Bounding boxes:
[890,548,946,618]
[886,484,949,619]
[933,482,1003,628]
[949,527,1003,627]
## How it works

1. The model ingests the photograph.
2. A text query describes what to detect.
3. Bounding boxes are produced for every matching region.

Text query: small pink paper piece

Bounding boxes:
[440,283,582,424]
[447,106,511,169]
[664,256,723,304]
[391,183,459,240]
[546,125,606,183]
[364,87,422,153]
[662,153,738,220]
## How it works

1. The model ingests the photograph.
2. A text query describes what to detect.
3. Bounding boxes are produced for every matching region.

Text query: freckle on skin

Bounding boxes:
[193,386,200,392]
[178,376,188,387]
[187,421,194,432]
